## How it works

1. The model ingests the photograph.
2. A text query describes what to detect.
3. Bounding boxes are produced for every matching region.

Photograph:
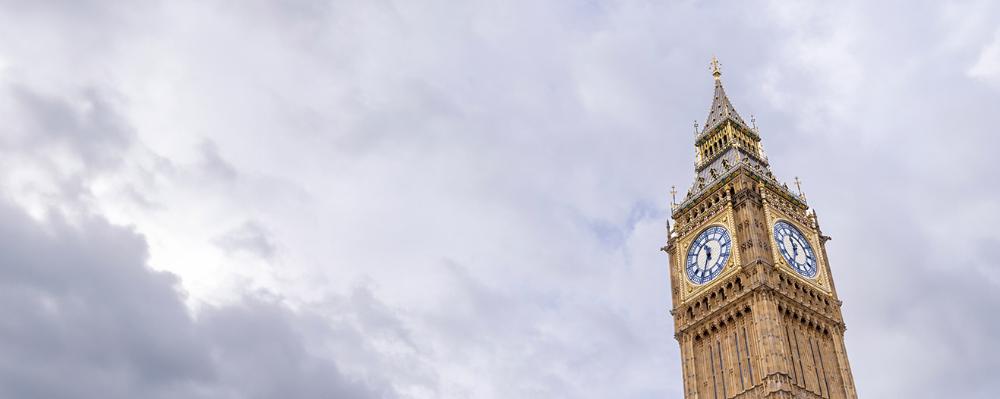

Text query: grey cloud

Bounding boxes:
[196,296,391,399]
[0,202,211,398]
[214,220,277,260]
[199,140,240,182]
[0,84,140,215]
[5,85,134,172]
[409,260,675,398]
[0,200,388,399]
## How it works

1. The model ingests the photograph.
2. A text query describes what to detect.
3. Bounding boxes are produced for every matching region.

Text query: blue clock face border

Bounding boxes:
[685,226,732,285]
[773,220,818,278]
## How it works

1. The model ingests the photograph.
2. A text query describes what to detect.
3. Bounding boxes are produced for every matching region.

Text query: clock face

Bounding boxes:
[685,226,732,284]
[773,221,818,278]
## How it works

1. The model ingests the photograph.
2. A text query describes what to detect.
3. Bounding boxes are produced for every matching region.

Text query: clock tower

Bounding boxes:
[663,58,858,399]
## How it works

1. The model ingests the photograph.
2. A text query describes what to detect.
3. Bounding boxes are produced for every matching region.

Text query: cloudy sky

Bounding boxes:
[0,1,998,398]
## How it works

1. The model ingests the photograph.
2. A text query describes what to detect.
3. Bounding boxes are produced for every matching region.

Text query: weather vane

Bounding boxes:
[710,56,722,80]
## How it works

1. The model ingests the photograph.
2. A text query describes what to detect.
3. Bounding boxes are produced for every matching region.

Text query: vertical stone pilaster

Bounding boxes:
[746,299,764,389]
[830,329,857,399]
[682,334,698,398]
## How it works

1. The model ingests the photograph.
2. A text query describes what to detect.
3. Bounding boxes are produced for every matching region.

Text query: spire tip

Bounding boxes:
[711,56,722,80]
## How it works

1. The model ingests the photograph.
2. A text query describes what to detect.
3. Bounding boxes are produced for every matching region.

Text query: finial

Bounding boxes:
[670,185,678,209]
[751,114,758,132]
[794,176,803,196]
[693,120,699,135]
[711,56,722,81]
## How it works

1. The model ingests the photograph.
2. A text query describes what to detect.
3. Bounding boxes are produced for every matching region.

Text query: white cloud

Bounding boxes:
[969,28,1000,88]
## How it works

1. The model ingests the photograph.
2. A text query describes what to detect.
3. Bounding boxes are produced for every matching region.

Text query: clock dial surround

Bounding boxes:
[685,226,732,285]
[773,220,818,278]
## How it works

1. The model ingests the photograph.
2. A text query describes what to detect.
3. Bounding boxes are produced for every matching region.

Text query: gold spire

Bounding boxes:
[711,56,722,81]
[700,56,749,134]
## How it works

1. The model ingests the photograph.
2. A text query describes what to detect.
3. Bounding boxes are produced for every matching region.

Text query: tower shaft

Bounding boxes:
[664,61,857,399]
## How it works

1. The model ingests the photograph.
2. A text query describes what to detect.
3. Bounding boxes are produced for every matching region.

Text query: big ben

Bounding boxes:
[664,58,858,399]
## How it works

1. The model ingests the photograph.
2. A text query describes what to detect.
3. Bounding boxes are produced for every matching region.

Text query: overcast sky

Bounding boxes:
[0,1,998,398]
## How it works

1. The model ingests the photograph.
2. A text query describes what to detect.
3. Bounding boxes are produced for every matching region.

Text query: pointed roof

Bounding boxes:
[700,57,750,135]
